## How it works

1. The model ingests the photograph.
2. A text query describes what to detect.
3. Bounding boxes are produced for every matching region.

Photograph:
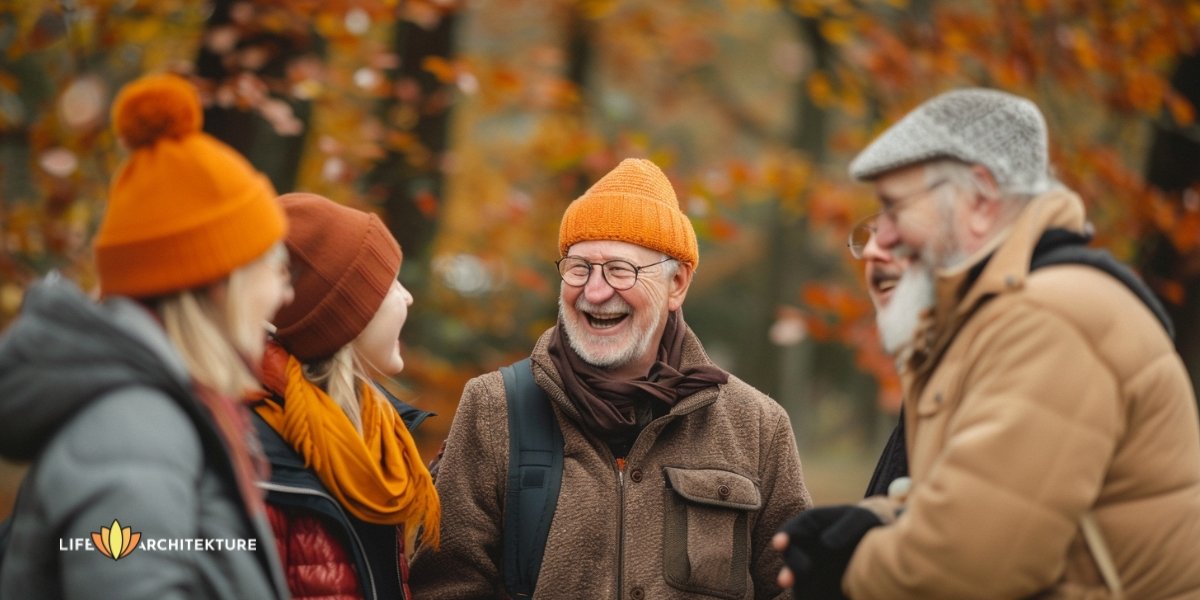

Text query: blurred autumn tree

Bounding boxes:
[1,0,1198,509]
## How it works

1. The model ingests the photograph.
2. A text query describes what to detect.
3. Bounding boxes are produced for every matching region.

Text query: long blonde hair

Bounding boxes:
[159,244,286,397]
[301,345,376,434]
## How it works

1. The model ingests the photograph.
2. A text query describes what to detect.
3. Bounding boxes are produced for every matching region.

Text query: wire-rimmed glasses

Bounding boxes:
[555,256,672,290]
[847,214,878,260]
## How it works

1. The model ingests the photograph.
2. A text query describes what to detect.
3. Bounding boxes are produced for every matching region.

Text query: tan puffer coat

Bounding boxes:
[845,190,1200,599]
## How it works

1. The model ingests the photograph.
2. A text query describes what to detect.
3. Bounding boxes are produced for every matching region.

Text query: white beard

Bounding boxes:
[875,260,935,355]
[559,295,663,369]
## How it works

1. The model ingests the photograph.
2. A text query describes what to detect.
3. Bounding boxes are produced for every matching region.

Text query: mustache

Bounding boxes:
[575,296,631,314]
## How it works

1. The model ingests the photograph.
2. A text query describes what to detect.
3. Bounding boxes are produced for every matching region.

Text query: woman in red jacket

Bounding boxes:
[252,192,440,600]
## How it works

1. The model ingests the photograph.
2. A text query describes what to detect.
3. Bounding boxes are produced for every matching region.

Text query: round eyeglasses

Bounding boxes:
[846,214,878,260]
[555,256,672,290]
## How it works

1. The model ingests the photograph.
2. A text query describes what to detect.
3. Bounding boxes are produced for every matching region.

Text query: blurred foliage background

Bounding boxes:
[2,0,1199,514]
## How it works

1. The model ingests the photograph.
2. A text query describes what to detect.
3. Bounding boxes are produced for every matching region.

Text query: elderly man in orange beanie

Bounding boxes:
[411,158,812,599]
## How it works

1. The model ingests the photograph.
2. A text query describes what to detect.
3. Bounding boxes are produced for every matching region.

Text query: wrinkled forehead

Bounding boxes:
[565,239,660,263]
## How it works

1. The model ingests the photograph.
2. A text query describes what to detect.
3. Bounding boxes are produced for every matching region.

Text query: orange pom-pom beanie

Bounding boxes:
[558,158,699,267]
[94,73,286,298]
[272,193,402,362]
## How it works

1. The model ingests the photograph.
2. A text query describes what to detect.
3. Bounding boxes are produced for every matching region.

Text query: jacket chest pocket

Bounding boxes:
[662,467,761,599]
[909,366,964,475]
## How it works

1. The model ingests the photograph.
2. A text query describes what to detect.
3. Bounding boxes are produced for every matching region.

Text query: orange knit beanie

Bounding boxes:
[94,73,286,297]
[272,193,402,362]
[558,158,699,267]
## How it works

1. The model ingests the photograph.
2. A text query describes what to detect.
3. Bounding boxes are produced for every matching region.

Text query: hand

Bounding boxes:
[776,505,883,600]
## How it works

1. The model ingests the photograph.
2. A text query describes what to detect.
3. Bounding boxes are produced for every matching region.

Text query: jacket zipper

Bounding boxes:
[615,457,626,600]
[258,481,380,600]
[581,402,716,600]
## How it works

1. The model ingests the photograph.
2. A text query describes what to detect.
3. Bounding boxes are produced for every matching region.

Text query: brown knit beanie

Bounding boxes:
[95,73,285,297]
[272,193,402,362]
[558,158,699,267]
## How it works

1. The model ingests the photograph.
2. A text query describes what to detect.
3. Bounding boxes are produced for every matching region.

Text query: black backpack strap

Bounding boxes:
[0,514,11,571]
[501,358,563,599]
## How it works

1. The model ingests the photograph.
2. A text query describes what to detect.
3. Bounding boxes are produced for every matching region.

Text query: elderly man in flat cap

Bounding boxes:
[413,158,812,599]
[775,88,1200,599]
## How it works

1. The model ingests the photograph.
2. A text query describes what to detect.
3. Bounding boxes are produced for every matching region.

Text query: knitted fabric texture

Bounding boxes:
[95,73,285,297]
[272,192,402,362]
[559,158,699,267]
[848,88,1049,195]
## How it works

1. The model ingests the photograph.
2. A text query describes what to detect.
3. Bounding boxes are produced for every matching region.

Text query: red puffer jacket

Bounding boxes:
[255,343,430,600]
[268,505,368,600]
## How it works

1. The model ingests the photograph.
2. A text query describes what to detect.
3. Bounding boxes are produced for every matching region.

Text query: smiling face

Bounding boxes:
[351,279,413,377]
[558,240,692,379]
[862,226,911,311]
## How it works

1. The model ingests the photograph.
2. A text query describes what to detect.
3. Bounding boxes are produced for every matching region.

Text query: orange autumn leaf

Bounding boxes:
[1166,91,1196,126]
[820,20,853,46]
[806,71,835,108]
[421,56,457,84]
[413,190,439,218]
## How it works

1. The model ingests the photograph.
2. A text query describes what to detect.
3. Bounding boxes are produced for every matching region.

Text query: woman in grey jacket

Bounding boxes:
[0,74,292,599]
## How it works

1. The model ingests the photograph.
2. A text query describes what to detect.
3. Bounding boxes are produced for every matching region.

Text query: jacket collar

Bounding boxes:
[529,323,723,426]
[903,189,1089,379]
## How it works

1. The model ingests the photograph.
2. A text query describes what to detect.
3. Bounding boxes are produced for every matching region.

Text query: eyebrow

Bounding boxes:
[878,178,949,205]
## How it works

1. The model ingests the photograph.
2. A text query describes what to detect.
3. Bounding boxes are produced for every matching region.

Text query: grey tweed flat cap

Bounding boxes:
[848,88,1049,194]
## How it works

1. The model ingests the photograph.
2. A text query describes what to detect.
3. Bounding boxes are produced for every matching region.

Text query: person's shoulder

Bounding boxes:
[1001,264,1168,347]
[461,369,506,407]
[1023,262,1132,308]
[450,369,510,429]
[29,385,204,512]
[717,374,788,417]
[56,384,202,462]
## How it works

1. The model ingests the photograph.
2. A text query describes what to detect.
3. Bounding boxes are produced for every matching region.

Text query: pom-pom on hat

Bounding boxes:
[848,88,1049,195]
[94,73,285,298]
[558,158,699,267]
[272,193,403,362]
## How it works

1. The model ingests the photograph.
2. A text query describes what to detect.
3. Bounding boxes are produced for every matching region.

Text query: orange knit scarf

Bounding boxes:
[255,354,440,551]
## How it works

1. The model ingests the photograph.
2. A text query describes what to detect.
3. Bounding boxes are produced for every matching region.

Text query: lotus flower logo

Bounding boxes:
[91,519,141,560]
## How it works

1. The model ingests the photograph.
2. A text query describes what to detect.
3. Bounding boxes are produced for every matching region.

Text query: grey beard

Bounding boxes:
[876,261,935,355]
[558,295,662,369]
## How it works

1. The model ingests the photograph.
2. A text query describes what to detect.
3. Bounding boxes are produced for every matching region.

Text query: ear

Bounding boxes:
[667,262,694,311]
[966,165,1003,237]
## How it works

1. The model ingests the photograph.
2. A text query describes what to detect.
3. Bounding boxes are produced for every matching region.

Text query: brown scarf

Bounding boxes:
[547,310,728,439]
[254,344,440,551]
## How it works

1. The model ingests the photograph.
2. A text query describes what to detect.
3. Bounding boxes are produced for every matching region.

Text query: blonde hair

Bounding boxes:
[159,244,286,397]
[159,289,258,398]
[302,345,376,434]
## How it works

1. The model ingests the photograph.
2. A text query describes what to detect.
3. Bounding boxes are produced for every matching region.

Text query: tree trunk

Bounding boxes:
[1139,52,1200,392]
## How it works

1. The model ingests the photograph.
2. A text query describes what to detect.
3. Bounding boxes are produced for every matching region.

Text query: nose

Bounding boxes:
[872,214,902,251]
[861,232,891,264]
[399,282,414,307]
[582,264,616,304]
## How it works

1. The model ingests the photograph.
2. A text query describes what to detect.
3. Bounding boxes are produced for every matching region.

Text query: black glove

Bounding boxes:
[778,505,883,600]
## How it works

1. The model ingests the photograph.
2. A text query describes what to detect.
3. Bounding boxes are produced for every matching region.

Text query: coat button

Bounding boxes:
[630,586,645,600]
[718,484,731,498]
[630,468,643,483]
